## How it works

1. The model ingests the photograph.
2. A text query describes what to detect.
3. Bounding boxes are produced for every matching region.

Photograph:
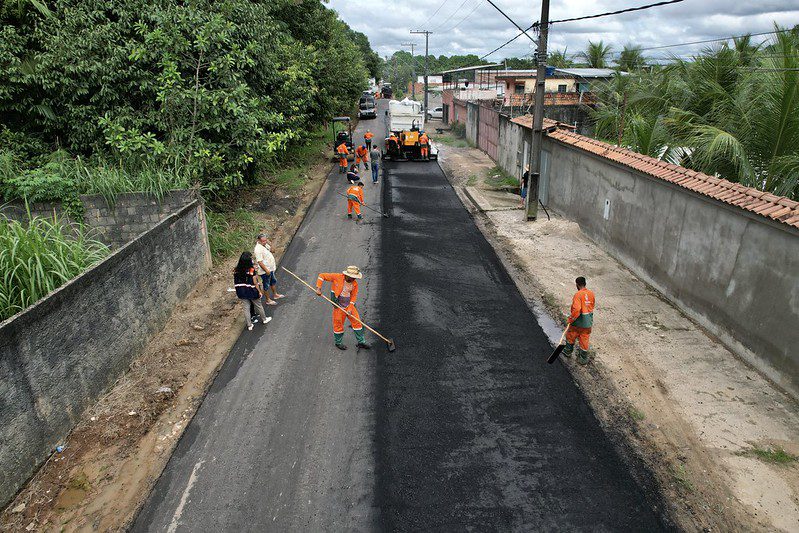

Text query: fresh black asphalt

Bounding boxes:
[133,99,673,531]
[375,160,672,530]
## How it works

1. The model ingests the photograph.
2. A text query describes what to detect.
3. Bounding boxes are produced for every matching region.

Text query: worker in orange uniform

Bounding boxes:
[387,133,399,158]
[419,131,430,160]
[346,181,365,220]
[336,142,349,173]
[355,144,370,171]
[315,266,370,350]
[364,130,374,150]
[563,276,595,364]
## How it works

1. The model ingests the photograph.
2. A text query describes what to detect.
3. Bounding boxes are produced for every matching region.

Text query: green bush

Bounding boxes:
[0,212,110,321]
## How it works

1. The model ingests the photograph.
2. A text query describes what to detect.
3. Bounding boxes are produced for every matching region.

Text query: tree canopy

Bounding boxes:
[0,0,378,199]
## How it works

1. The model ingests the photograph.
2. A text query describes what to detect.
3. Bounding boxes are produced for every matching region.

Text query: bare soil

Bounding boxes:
[437,141,799,533]
[0,159,332,532]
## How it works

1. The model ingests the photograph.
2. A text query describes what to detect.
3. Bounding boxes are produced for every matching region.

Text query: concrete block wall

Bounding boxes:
[542,137,799,398]
[0,198,211,507]
[1,190,195,248]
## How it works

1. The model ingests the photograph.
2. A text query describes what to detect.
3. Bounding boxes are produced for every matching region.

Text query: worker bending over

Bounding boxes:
[563,276,595,364]
[364,130,374,150]
[336,142,349,173]
[346,181,365,220]
[315,266,370,350]
[355,144,370,171]
[419,131,430,159]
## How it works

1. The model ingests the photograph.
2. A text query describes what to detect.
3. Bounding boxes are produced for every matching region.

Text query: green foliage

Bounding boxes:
[0,211,110,320]
[578,40,613,68]
[547,49,574,69]
[617,45,647,71]
[741,446,798,465]
[383,52,490,94]
[0,0,375,201]
[486,165,518,189]
[591,26,799,199]
[206,208,261,263]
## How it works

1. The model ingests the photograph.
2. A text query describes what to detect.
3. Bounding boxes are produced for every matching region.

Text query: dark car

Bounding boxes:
[358,97,376,119]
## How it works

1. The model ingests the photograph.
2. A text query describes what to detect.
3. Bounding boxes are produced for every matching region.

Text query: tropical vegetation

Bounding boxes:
[591,27,799,200]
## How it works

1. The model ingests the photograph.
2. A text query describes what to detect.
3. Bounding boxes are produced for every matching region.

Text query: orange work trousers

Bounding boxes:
[347,200,362,216]
[566,326,592,350]
[421,146,428,158]
[333,304,362,334]
[339,156,348,168]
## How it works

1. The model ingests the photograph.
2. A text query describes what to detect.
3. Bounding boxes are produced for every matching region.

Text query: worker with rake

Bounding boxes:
[346,181,366,220]
[563,276,595,364]
[315,266,370,350]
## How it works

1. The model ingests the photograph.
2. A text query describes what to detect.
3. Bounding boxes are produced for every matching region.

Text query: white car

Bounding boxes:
[426,106,443,120]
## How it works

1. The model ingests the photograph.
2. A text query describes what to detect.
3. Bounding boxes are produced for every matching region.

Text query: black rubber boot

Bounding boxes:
[335,343,347,350]
[356,342,371,350]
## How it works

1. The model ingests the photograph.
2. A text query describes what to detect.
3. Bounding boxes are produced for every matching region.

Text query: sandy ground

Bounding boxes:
[0,159,331,532]
[436,139,799,533]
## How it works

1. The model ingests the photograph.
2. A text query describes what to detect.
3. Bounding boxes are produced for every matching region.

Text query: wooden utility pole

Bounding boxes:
[525,0,550,221]
[402,42,416,99]
[410,30,432,116]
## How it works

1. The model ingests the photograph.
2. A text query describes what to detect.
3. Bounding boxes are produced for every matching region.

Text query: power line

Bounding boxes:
[549,0,684,24]
[631,28,793,52]
[432,0,471,32]
[481,0,688,59]
[423,0,451,26]
[484,0,536,43]
[449,1,484,32]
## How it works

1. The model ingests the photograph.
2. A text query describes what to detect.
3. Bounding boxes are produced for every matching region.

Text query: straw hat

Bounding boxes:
[342,265,363,279]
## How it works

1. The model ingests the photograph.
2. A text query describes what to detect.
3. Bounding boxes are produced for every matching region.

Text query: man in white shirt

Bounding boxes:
[254,233,284,305]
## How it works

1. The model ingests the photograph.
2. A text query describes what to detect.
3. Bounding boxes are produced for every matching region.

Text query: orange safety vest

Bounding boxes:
[355,145,369,159]
[419,133,429,145]
[336,143,349,156]
[569,288,595,328]
[316,273,359,305]
[364,131,374,140]
[346,185,364,204]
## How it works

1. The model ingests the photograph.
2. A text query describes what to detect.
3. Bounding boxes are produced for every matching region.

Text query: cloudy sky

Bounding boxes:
[328,0,799,63]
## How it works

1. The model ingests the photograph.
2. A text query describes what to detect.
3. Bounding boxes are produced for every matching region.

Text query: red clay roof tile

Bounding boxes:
[542,126,799,229]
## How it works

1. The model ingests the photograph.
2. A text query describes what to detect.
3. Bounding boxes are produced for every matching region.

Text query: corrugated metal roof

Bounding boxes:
[437,63,503,75]
[554,68,620,78]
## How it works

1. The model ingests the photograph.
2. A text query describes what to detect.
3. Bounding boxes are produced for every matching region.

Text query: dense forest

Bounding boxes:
[0,0,380,202]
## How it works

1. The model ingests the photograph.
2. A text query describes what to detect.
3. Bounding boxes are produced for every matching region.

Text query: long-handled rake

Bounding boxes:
[336,191,389,218]
[282,267,396,352]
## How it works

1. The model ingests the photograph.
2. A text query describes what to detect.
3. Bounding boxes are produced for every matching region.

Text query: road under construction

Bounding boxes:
[132,99,673,531]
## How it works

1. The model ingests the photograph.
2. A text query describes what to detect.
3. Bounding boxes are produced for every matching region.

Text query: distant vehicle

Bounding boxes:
[427,106,443,120]
[359,97,376,119]
[383,98,437,161]
[381,83,393,99]
[331,116,353,160]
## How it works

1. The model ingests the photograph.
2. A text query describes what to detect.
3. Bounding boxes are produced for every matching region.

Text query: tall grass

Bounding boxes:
[0,213,110,321]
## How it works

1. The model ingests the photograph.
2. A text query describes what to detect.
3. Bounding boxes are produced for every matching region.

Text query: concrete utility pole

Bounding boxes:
[410,30,432,116]
[402,42,416,99]
[525,0,550,221]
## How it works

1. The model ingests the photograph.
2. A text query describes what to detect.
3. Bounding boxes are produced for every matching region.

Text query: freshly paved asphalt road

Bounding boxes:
[135,100,672,531]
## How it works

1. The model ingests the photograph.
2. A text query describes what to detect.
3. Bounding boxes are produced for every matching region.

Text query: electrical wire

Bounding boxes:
[450,1,484,32]
[484,0,536,43]
[432,0,472,32]
[549,0,684,24]
[423,0,451,27]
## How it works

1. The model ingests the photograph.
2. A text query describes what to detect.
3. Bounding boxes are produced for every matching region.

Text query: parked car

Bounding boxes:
[427,106,443,120]
[359,98,377,119]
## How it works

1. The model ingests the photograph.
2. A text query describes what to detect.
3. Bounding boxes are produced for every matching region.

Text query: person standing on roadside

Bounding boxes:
[254,233,284,306]
[364,130,374,150]
[520,167,529,207]
[370,145,381,183]
[233,252,272,331]
[563,276,595,364]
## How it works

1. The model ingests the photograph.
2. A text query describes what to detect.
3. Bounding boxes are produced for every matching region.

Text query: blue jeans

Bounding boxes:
[371,163,379,183]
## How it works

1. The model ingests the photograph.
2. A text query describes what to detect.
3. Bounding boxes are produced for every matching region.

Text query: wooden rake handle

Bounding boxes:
[281,266,392,344]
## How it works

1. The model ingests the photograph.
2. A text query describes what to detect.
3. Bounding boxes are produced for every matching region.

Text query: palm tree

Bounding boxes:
[547,49,573,68]
[578,40,613,68]
[617,45,647,71]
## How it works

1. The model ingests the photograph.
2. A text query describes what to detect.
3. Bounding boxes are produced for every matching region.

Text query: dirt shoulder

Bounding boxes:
[436,139,799,533]
[0,156,333,532]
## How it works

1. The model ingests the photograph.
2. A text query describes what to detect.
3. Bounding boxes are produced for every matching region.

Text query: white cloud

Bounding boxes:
[328,0,799,60]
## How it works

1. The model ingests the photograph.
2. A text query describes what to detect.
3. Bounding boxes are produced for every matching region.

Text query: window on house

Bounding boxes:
[515,84,525,94]
[558,84,567,93]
